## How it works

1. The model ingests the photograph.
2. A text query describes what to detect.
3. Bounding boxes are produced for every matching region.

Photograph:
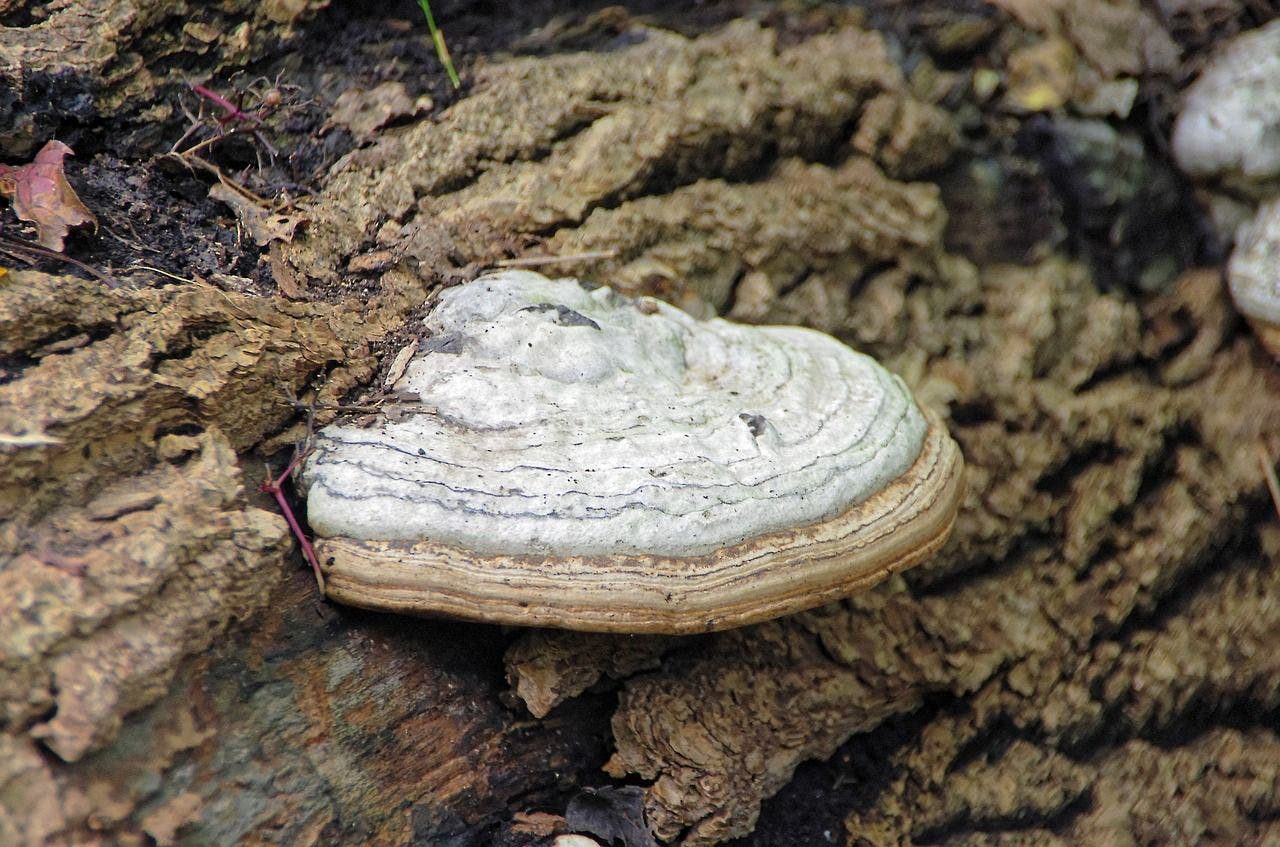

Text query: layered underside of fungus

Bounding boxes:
[300,271,963,633]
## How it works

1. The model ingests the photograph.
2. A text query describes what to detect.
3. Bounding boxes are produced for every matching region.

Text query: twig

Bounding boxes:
[213,170,271,206]
[164,151,272,208]
[173,82,281,177]
[102,221,161,254]
[173,131,234,160]
[190,82,265,128]
[494,250,618,269]
[169,101,210,155]
[260,446,325,592]
[281,395,439,416]
[126,263,198,284]
[0,238,120,287]
[0,431,64,446]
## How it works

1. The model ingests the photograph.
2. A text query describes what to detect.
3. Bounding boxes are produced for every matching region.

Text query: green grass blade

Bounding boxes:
[416,0,461,89]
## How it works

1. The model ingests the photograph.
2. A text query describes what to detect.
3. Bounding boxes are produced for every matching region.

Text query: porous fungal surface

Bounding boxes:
[299,271,962,633]
[304,270,925,556]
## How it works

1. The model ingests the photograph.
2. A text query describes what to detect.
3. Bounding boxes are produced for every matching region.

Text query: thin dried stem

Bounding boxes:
[494,250,618,269]
[0,238,120,287]
[261,446,325,593]
[126,263,197,284]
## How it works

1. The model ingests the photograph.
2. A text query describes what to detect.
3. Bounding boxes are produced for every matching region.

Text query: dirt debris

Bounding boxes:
[0,0,331,157]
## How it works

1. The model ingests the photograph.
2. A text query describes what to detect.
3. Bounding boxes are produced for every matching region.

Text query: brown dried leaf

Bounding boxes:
[208,182,306,247]
[327,81,428,138]
[0,140,97,251]
[566,786,657,847]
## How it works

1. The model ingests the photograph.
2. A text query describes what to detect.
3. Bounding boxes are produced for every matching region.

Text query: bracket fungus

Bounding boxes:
[1170,20,1280,238]
[1171,19,1280,191]
[1228,198,1280,359]
[299,271,963,633]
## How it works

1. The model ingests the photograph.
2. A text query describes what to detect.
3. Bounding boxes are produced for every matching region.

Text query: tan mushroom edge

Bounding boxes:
[314,407,964,635]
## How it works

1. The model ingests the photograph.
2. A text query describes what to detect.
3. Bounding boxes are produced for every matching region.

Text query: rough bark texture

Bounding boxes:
[0,0,331,156]
[272,17,956,324]
[3,4,1279,847]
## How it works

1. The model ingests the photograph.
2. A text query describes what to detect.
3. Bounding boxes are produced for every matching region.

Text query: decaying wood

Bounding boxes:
[0,266,446,841]
[0,0,330,157]
[275,18,955,308]
[505,266,1280,844]
[3,6,1280,847]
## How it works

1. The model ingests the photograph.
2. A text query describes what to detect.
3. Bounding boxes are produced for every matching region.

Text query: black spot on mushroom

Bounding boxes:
[518,302,602,330]
[421,332,464,354]
[739,412,768,438]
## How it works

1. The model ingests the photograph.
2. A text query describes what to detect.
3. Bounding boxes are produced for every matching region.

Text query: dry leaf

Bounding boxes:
[565,786,657,847]
[208,182,306,247]
[267,241,307,298]
[0,140,98,251]
[327,81,430,137]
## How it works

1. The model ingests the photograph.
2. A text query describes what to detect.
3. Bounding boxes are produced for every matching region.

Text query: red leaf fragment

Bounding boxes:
[0,139,98,251]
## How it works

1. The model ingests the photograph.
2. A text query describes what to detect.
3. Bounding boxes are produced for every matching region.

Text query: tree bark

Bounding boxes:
[3,3,1279,846]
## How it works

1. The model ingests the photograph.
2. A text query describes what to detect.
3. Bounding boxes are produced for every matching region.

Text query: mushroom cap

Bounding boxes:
[1171,19,1280,182]
[300,271,964,633]
[1229,197,1280,358]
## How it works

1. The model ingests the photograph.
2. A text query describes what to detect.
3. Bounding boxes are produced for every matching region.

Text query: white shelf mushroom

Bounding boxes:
[1169,20,1280,356]
[299,271,964,633]
[1171,20,1280,189]
[1229,198,1280,359]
